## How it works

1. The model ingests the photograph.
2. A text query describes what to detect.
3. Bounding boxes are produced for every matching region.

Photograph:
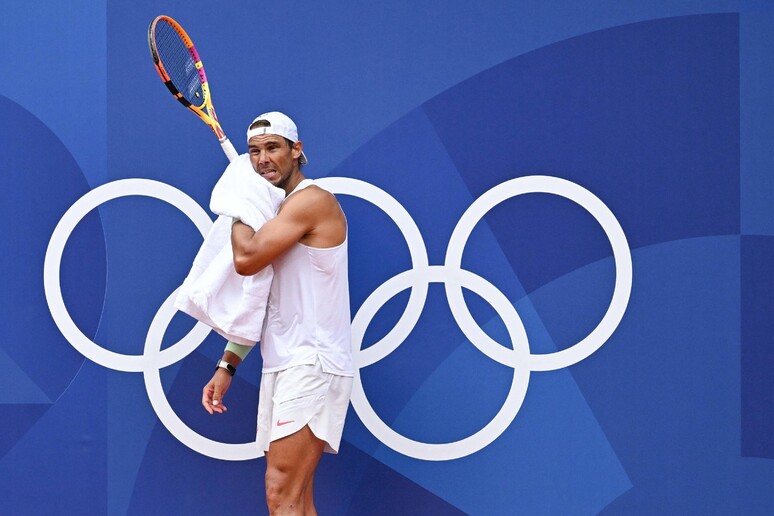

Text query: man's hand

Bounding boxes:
[202,369,233,414]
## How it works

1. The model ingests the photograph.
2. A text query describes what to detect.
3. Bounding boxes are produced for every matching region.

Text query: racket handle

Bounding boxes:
[219,137,239,162]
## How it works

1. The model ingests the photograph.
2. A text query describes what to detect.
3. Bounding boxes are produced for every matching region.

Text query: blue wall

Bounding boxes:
[2,1,773,514]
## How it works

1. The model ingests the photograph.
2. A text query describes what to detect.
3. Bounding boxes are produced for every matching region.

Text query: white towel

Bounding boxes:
[174,154,285,346]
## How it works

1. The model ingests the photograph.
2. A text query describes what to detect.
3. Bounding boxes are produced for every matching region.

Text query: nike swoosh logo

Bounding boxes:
[276,420,295,427]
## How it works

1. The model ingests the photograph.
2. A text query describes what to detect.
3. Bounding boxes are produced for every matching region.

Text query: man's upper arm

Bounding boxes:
[231,193,313,275]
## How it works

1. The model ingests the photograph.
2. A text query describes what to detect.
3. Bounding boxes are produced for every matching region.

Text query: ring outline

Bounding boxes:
[445,175,632,372]
[43,179,213,372]
[350,266,531,461]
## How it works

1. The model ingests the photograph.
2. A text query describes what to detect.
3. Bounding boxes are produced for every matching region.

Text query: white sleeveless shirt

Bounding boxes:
[260,180,354,375]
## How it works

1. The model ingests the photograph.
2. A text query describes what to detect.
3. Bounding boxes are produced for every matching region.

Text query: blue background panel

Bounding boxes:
[741,235,774,460]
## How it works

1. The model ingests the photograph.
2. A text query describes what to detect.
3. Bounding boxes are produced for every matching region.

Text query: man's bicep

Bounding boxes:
[259,191,322,252]
[255,214,308,258]
[231,211,307,275]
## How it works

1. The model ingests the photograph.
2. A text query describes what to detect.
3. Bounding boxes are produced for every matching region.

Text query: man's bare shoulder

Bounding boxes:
[280,184,346,246]
[283,184,339,212]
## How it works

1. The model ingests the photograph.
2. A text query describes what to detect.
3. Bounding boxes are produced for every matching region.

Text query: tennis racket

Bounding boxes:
[148,15,238,162]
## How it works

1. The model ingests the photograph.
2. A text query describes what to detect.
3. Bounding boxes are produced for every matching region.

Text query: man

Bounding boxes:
[201,112,354,516]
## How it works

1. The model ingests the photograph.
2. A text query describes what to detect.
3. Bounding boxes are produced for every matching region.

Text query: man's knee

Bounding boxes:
[264,428,324,512]
[265,464,297,507]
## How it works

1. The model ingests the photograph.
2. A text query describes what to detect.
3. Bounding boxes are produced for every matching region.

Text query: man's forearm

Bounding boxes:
[231,221,264,275]
[224,341,252,363]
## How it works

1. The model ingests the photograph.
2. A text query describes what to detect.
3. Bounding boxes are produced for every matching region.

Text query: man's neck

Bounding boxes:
[282,171,306,196]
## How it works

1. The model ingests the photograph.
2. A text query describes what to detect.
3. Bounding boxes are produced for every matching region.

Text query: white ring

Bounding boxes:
[350,265,531,461]
[317,177,430,364]
[142,289,260,461]
[43,179,214,372]
[445,176,632,371]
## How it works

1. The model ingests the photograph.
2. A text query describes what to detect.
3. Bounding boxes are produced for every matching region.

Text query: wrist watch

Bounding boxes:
[215,360,236,376]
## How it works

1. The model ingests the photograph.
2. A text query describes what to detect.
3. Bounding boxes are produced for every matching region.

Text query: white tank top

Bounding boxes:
[260,181,353,375]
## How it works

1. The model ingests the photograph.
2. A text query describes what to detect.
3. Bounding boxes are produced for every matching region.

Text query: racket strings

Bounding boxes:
[154,21,205,107]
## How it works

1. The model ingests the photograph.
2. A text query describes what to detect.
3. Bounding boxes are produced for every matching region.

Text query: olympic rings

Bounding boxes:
[43,179,213,372]
[350,266,531,461]
[445,176,632,372]
[44,175,632,462]
[143,288,262,460]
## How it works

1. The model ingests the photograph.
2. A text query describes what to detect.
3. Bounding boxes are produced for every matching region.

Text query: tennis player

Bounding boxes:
[201,112,354,515]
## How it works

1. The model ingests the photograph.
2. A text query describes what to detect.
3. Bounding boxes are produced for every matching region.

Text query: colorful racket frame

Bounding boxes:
[148,15,238,161]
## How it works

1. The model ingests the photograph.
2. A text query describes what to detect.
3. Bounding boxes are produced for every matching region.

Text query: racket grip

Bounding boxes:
[219,137,239,162]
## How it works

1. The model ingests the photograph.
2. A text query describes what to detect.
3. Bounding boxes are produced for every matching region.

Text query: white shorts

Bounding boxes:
[256,357,353,455]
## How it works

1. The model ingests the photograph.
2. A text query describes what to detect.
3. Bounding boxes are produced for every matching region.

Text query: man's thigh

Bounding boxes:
[265,425,326,484]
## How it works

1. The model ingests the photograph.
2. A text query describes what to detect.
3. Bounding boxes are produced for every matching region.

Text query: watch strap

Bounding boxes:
[216,360,236,376]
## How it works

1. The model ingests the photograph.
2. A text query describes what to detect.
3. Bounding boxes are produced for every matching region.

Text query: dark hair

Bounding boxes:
[285,138,303,168]
[249,119,271,130]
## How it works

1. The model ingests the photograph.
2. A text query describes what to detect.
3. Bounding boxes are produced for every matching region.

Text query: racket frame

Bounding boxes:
[149,15,238,161]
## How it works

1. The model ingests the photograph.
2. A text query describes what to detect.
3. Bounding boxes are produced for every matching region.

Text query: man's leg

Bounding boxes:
[303,475,315,515]
[265,425,326,516]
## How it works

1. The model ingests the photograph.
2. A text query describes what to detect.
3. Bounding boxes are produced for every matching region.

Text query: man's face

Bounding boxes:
[247,134,302,191]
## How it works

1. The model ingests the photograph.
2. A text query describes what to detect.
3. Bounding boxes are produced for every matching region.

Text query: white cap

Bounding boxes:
[246,111,308,164]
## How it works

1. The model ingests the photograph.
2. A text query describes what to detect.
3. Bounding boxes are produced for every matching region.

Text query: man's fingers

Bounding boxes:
[212,388,227,412]
[202,385,215,414]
